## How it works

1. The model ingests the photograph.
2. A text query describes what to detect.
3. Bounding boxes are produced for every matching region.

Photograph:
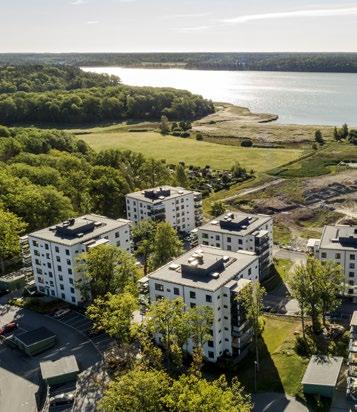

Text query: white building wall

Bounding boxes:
[29,221,131,305]
[148,258,259,362]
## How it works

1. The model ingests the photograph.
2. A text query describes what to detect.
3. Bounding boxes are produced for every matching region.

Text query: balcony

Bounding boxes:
[350,340,357,353]
[349,365,357,378]
[349,352,357,365]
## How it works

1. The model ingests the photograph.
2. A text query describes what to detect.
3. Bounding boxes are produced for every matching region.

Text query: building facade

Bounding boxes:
[347,311,357,400]
[125,186,202,233]
[308,225,357,302]
[28,214,131,305]
[148,245,259,363]
[197,211,273,279]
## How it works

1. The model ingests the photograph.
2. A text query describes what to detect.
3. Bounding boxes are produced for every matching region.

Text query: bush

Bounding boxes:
[196,133,203,141]
[180,132,190,138]
[241,139,253,147]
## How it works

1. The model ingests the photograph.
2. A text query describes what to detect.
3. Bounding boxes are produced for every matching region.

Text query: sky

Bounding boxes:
[1,0,357,52]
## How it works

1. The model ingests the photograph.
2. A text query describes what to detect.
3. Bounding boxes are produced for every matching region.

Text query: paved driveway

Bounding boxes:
[0,304,102,412]
[253,392,309,412]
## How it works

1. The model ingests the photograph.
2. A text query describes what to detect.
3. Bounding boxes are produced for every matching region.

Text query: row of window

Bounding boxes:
[321,252,356,261]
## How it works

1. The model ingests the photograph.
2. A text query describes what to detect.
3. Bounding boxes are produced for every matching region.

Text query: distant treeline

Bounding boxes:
[0,66,214,125]
[0,65,120,93]
[1,53,357,73]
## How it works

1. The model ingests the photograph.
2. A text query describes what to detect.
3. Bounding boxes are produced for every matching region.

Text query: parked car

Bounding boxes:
[0,322,17,335]
[49,392,75,406]
[0,289,9,297]
[87,328,103,338]
[263,305,272,312]
[53,308,71,318]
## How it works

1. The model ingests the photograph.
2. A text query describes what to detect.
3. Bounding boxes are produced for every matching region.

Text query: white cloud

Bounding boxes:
[70,0,86,5]
[162,12,212,19]
[176,25,210,33]
[86,20,99,24]
[222,6,357,24]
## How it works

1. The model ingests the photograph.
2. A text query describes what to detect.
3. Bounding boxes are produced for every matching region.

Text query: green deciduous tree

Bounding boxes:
[150,222,183,269]
[132,220,157,276]
[160,115,170,135]
[98,368,171,412]
[78,244,139,300]
[164,374,252,412]
[0,209,27,274]
[175,163,189,188]
[237,281,266,370]
[314,129,324,145]
[210,201,226,217]
[86,292,138,342]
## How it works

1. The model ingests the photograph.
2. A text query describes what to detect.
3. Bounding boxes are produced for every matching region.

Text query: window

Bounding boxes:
[37,277,44,283]
[65,249,70,256]
[225,338,229,342]
[36,268,42,275]
[32,240,39,247]
[321,252,326,258]
[61,293,65,300]
[224,327,228,331]
[202,233,208,239]
[190,291,196,299]
[46,253,50,259]
[349,281,354,286]
[68,268,72,275]
[207,340,214,348]
[71,297,76,303]
[155,283,164,292]
[60,284,64,290]
[69,278,74,284]
[351,254,356,260]
[50,281,54,287]
[174,288,180,295]
[336,253,341,259]
[34,250,40,256]
[224,316,228,320]
[215,235,220,241]
[116,241,121,247]
[227,237,231,243]
[238,239,242,245]
[57,265,62,272]
[66,259,71,265]
[47,263,51,268]
[350,263,355,269]
[350,272,354,277]
[45,244,49,250]
[55,246,59,253]
[51,290,55,296]
[248,268,252,276]
[223,305,228,309]
[349,289,354,294]
[49,272,53,278]
[227,245,232,251]
[190,303,196,308]
[206,295,212,303]
[203,241,208,245]
[59,275,63,281]
[56,256,61,262]
[70,287,75,294]
[216,243,220,248]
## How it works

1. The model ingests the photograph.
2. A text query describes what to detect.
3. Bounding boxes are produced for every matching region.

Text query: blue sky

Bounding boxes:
[1,0,357,52]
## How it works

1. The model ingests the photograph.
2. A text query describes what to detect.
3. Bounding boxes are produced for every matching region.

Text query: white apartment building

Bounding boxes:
[28,214,131,305]
[197,211,273,279]
[148,245,259,363]
[125,186,202,233]
[308,225,357,302]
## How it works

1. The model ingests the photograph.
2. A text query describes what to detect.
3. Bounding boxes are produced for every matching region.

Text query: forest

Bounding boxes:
[0,66,214,125]
[0,126,174,232]
[1,52,357,73]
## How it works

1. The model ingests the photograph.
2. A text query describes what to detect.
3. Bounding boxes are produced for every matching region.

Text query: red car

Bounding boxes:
[0,322,17,335]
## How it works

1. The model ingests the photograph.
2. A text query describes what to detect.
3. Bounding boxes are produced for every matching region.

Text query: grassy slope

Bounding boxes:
[79,129,303,172]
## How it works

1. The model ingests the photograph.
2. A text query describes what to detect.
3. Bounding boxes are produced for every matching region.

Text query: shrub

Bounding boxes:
[196,133,203,141]
[241,139,253,147]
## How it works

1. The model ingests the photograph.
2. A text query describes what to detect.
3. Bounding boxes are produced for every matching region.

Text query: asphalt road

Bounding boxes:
[253,392,308,412]
[0,304,102,412]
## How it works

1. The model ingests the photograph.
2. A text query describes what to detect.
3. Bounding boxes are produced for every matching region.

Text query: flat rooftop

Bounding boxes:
[199,211,271,236]
[320,225,357,251]
[29,214,130,246]
[126,186,198,203]
[15,327,56,347]
[40,355,79,380]
[302,355,343,387]
[148,245,258,292]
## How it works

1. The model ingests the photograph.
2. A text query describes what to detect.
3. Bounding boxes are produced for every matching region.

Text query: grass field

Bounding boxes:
[235,316,308,396]
[79,128,304,172]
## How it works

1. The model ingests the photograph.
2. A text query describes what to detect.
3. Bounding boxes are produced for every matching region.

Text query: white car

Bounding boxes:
[53,308,71,318]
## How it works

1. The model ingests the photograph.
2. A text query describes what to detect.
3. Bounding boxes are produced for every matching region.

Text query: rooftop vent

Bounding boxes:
[211,220,218,225]
[159,196,165,200]
[169,263,180,270]
[49,226,56,231]
[223,256,229,263]
[211,272,220,279]
[178,190,184,194]
[77,233,84,238]
[94,221,102,227]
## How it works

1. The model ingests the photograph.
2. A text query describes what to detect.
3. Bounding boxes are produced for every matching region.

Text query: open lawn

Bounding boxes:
[79,129,304,172]
[235,316,308,396]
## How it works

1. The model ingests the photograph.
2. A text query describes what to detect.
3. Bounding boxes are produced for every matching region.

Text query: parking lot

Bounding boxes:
[0,303,108,412]
[47,310,115,355]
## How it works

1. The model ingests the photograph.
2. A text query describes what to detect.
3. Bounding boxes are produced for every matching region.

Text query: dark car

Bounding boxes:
[0,322,17,335]
[49,392,75,406]
[0,289,9,297]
